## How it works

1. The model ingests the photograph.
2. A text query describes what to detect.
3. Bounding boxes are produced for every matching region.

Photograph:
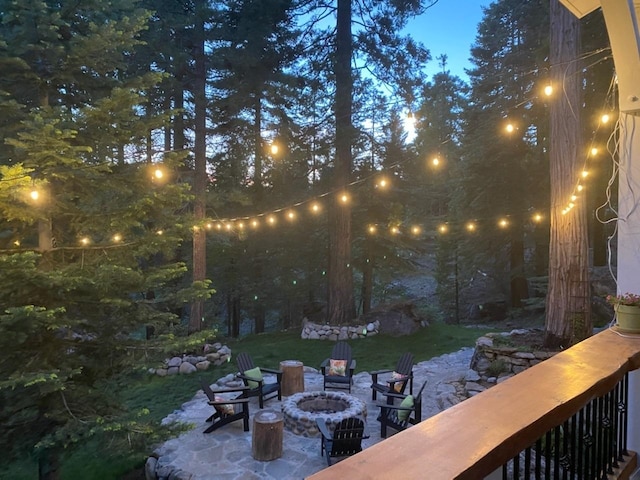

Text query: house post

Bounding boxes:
[617,112,640,456]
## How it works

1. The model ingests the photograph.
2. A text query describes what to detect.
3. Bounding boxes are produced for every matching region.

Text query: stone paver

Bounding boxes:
[152,348,474,480]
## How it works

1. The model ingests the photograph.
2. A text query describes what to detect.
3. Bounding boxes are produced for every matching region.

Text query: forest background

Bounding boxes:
[0,0,617,478]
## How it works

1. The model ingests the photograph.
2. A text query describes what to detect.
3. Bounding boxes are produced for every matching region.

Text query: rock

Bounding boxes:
[167,366,179,376]
[360,302,424,336]
[145,456,158,480]
[156,368,168,377]
[179,362,197,374]
[184,355,198,365]
[195,360,210,371]
[167,357,182,368]
[367,322,376,332]
[169,469,192,480]
[308,330,320,340]
[464,369,481,382]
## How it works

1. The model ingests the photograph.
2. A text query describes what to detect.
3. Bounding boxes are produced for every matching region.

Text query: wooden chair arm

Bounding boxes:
[370,368,393,377]
[316,418,333,440]
[236,372,264,385]
[208,397,250,406]
[207,385,251,395]
[259,367,283,375]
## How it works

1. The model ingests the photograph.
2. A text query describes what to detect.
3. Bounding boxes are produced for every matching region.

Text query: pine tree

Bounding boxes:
[0,2,212,476]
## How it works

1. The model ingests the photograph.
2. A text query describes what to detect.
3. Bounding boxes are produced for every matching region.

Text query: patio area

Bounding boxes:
[146,348,477,479]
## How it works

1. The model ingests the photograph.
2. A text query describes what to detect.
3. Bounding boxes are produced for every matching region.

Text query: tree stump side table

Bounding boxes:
[279,360,304,396]
[252,411,284,461]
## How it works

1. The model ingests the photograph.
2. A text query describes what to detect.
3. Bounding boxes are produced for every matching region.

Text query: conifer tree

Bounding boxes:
[0,2,212,477]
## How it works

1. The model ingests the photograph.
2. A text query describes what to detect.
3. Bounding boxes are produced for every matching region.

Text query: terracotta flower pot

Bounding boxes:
[614,304,640,333]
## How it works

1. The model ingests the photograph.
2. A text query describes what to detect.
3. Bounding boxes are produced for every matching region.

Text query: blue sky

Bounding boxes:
[403,0,490,80]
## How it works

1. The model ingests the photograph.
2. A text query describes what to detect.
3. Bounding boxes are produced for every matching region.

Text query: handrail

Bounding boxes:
[307,329,640,480]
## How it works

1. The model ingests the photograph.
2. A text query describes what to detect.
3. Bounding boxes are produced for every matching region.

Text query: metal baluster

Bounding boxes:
[525,446,532,479]
[536,438,543,480]
[577,408,584,478]
[545,430,552,480]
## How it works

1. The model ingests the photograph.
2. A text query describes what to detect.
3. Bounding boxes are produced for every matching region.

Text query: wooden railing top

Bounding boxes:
[307,328,640,480]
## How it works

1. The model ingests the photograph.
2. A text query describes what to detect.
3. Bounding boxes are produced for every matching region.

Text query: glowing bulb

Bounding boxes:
[391,226,400,235]
[80,237,90,246]
[154,168,163,179]
[287,211,296,221]
[311,202,320,213]
[505,123,515,133]
[498,219,508,228]
[206,222,212,229]
[577,184,584,192]
[533,213,543,223]
[432,157,440,167]
[30,190,39,201]
[377,178,388,189]
[438,224,448,234]
[157,230,164,235]
[590,147,598,156]
[601,114,610,124]
[13,240,20,247]
[466,222,476,232]
[368,225,377,234]
[225,223,232,231]
[251,219,259,228]
[270,144,279,155]
[568,202,575,209]
[544,84,553,96]
[411,226,421,235]
[581,170,588,178]
[237,222,244,230]
[571,195,577,202]
[216,223,223,230]
[267,215,276,225]
[112,234,122,243]
[339,193,349,204]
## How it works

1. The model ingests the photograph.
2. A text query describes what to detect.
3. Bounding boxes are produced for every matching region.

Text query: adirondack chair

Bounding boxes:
[200,379,251,433]
[235,352,282,408]
[317,417,369,466]
[370,352,414,400]
[376,380,427,438]
[320,341,356,393]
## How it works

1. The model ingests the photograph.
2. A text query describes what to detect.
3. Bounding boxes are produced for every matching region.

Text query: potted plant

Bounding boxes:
[606,293,640,333]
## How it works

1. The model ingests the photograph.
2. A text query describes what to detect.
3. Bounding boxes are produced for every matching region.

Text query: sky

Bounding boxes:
[403,0,491,81]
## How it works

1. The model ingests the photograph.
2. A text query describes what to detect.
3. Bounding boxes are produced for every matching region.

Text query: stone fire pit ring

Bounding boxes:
[281,390,367,437]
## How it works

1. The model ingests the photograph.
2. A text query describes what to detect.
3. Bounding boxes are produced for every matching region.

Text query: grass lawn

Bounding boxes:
[2,321,497,479]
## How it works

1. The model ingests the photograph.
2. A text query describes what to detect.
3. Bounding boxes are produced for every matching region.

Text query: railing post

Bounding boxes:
[629,370,640,456]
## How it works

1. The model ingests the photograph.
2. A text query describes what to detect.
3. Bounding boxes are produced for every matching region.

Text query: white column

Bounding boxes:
[617,112,640,456]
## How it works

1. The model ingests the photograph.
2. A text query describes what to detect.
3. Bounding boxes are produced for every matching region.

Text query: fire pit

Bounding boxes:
[281,390,367,437]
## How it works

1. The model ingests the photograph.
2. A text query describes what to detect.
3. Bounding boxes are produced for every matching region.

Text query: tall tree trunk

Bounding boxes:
[253,93,266,333]
[544,0,591,348]
[361,236,373,314]
[190,4,207,333]
[509,224,528,307]
[327,0,355,325]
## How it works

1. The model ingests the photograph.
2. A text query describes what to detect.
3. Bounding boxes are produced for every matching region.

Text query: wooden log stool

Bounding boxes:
[252,411,284,461]
[279,360,304,396]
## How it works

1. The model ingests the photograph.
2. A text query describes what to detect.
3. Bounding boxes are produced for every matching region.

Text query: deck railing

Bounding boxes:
[307,329,640,480]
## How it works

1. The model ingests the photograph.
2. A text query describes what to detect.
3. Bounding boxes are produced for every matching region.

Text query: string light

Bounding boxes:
[498,218,509,228]
[112,234,122,243]
[590,147,598,156]
[80,237,90,246]
[438,224,449,234]
[30,190,39,201]
[466,222,477,232]
[505,123,515,133]
[368,225,377,234]
[543,84,553,96]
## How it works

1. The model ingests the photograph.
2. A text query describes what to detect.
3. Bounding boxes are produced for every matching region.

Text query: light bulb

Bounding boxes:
[544,84,553,96]
[30,190,39,200]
